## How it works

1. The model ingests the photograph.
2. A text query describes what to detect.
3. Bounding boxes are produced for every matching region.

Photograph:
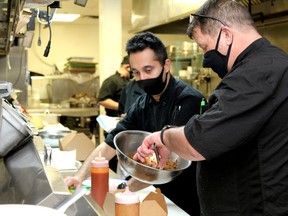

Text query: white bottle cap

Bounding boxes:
[115,186,140,204]
[91,151,108,168]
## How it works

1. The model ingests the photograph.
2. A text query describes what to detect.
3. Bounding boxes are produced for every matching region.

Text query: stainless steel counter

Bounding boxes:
[34,136,105,216]
[27,107,99,117]
[0,135,104,215]
[35,136,189,215]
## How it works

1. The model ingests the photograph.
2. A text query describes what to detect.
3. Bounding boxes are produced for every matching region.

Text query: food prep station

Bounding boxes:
[0,96,103,215]
[0,99,189,215]
[0,137,190,215]
[0,136,105,215]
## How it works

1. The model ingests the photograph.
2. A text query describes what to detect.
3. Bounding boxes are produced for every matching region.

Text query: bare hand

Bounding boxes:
[133,131,171,168]
[64,176,83,190]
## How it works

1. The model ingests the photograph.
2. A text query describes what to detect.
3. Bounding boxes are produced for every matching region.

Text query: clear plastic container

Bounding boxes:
[115,186,140,216]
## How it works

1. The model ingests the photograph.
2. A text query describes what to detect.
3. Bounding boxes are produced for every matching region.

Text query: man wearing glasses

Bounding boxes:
[134,0,288,215]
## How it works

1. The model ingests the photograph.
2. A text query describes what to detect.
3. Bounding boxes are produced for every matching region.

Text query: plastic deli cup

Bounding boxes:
[114,186,140,216]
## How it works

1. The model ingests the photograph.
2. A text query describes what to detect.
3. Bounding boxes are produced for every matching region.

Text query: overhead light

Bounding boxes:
[52,13,80,22]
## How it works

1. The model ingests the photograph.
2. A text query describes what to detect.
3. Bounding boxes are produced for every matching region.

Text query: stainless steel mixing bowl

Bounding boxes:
[114,130,192,184]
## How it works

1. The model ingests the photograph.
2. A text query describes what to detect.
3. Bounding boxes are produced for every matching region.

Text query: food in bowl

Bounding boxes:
[129,153,178,170]
[114,130,191,184]
[144,155,178,170]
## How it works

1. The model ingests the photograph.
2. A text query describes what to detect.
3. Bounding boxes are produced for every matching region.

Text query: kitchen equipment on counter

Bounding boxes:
[69,93,97,108]
[0,99,33,158]
[29,110,61,129]
[37,128,71,148]
[114,130,191,184]
[0,100,104,216]
[2,138,70,206]
[0,136,105,216]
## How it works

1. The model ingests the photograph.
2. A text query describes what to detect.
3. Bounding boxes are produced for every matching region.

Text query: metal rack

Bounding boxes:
[0,0,26,56]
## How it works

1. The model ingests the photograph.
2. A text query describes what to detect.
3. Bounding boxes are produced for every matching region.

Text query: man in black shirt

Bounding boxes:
[97,56,131,117]
[118,78,144,118]
[135,1,288,215]
[66,32,204,215]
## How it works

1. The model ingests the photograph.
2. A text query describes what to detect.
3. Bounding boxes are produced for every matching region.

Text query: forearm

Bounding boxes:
[162,126,205,161]
[75,142,116,182]
[98,99,119,111]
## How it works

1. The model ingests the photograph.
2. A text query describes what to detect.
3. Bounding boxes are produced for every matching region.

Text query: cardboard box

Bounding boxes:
[60,131,95,161]
[140,188,167,216]
[103,187,168,216]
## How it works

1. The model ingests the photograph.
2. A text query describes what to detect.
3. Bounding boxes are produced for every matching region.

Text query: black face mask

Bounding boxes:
[203,30,232,79]
[136,67,167,95]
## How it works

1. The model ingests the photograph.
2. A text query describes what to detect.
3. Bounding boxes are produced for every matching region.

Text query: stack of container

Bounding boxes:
[64,57,97,74]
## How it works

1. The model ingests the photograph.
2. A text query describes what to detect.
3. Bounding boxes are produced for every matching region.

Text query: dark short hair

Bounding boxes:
[125,32,167,66]
[121,55,129,65]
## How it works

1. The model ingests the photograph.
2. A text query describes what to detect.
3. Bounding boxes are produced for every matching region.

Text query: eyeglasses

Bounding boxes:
[190,13,228,26]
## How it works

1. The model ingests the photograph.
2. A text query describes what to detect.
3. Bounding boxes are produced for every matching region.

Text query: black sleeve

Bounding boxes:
[118,86,127,115]
[97,78,118,101]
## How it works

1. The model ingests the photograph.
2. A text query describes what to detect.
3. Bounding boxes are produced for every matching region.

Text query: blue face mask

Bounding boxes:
[136,67,167,95]
[203,30,232,79]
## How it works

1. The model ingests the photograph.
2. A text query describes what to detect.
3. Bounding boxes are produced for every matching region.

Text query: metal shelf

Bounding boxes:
[0,0,26,56]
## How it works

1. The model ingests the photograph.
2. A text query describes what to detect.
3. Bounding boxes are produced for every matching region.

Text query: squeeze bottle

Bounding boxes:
[91,152,109,208]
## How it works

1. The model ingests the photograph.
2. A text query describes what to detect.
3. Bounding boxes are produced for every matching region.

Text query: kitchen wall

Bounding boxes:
[27,22,99,75]
[27,23,190,76]
[258,22,288,53]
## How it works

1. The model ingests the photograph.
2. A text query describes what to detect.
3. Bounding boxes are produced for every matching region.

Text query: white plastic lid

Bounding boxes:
[91,151,108,168]
[91,158,108,167]
[115,186,140,204]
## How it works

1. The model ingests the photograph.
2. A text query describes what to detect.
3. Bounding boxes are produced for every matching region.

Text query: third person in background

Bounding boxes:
[118,77,144,118]
[97,56,131,117]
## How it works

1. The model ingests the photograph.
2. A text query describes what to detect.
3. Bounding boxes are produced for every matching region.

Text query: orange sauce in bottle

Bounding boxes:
[91,153,109,208]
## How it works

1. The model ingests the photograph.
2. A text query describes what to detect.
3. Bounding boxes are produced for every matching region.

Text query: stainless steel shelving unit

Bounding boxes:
[0,0,25,56]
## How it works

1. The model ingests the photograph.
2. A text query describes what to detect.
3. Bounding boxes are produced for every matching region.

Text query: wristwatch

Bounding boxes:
[160,125,175,146]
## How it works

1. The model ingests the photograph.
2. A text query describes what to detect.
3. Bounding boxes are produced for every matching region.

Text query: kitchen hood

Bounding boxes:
[130,0,288,34]
[24,0,55,8]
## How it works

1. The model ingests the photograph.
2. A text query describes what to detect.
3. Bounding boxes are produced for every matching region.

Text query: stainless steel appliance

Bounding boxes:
[0,99,103,215]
